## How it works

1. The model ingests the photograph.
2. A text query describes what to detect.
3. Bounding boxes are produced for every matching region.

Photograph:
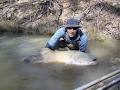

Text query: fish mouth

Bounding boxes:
[90,58,97,65]
[91,61,97,65]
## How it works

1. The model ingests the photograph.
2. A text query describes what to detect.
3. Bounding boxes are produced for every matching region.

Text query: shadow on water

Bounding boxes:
[0,35,120,90]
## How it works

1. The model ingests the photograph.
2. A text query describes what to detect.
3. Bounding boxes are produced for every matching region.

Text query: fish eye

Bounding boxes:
[93,58,97,61]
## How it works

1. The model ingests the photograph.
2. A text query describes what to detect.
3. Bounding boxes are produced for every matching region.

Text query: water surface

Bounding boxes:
[0,35,120,90]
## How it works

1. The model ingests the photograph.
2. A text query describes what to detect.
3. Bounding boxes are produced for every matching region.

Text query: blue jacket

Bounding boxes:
[46,27,88,52]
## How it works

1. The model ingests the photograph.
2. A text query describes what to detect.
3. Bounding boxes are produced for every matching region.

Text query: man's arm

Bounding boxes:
[79,32,88,52]
[46,27,65,50]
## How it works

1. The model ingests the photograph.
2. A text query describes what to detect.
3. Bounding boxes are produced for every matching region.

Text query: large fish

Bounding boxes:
[24,48,97,65]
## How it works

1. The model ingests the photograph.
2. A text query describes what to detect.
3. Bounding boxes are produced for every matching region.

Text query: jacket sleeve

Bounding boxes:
[46,27,65,50]
[79,32,88,52]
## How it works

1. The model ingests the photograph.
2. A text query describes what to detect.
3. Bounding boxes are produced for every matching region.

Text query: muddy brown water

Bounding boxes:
[0,35,120,90]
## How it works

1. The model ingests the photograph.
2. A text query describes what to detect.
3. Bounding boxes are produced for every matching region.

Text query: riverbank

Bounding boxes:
[0,0,120,40]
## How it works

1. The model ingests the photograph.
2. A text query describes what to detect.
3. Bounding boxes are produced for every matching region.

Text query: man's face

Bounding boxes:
[67,27,78,37]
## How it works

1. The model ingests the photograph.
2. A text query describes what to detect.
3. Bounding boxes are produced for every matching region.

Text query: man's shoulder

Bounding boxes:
[56,27,66,33]
[53,27,66,37]
[57,27,66,31]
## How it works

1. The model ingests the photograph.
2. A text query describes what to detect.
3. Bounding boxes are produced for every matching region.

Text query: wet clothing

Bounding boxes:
[46,27,88,52]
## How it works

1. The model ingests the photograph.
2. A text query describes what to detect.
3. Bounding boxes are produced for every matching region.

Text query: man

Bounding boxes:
[46,18,88,52]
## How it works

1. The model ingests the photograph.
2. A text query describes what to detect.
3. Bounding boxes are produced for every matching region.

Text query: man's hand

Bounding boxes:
[67,44,75,50]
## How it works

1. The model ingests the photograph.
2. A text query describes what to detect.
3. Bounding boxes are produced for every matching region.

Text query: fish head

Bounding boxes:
[80,57,97,65]
[67,57,97,66]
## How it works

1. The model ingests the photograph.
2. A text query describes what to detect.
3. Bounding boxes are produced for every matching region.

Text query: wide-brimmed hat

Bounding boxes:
[63,18,81,27]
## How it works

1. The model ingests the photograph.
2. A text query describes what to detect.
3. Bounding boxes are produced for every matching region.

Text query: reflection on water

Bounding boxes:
[0,35,120,90]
